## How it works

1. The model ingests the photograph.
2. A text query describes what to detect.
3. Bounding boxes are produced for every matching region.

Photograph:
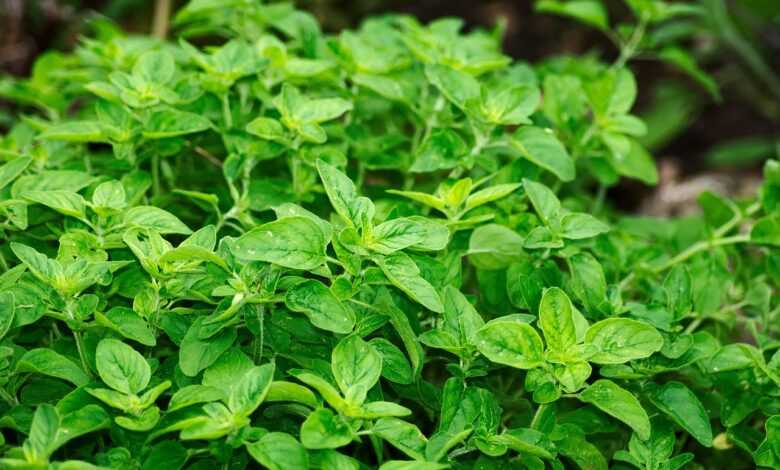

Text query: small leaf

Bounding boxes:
[585,318,664,364]
[228,363,275,417]
[285,279,356,334]
[247,432,309,470]
[300,408,354,449]
[0,156,32,191]
[143,109,211,139]
[538,287,577,353]
[375,252,444,313]
[511,127,575,182]
[475,318,545,369]
[580,379,651,440]
[124,206,192,234]
[536,0,609,31]
[522,179,561,225]
[133,50,176,84]
[649,382,713,447]
[369,217,449,254]
[464,183,521,211]
[23,190,86,218]
[425,64,480,110]
[233,216,327,270]
[560,213,610,239]
[16,348,90,387]
[96,307,156,346]
[332,335,382,406]
[179,318,237,377]
[96,339,150,394]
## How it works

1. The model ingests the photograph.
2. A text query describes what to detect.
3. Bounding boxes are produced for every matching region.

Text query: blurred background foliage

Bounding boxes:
[2,0,779,212]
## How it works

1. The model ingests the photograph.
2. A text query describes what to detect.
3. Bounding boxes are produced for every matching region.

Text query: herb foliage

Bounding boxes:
[0,1,778,469]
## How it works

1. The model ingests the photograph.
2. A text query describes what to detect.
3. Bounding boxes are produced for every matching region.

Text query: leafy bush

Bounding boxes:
[0,1,778,469]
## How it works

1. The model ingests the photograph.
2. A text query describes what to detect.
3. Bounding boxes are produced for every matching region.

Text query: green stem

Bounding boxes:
[620,201,759,291]
[73,330,93,378]
[654,234,749,273]
[152,154,161,199]
[0,248,8,273]
[614,17,647,69]
[530,404,548,430]
[0,386,18,406]
[252,305,264,363]
[684,318,703,334]
[222,94,233,129]
[592,184,606,214]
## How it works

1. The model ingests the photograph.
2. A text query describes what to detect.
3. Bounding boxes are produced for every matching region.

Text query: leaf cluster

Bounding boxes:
[0,1,777,469]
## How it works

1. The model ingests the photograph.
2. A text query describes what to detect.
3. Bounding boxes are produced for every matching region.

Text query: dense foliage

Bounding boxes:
[0,0,778,468]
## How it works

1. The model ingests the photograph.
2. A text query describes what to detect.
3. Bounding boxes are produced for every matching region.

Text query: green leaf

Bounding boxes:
[425,63,480,110]
[536,0,609,31]
[442,285,484,346]
[370,338,413,385]
[92,180,127,210]
[410,128,469,173]
[143,109,211,138]
[285,279,356,334]
[11,170,96,197]
[295,96,353,124]
[0,156,32,191]
[332,335,382,405]
[560,213,610,239]
[464,183,521,211]
[475,317,545,369]
[489,428,555,459]
[123,206,192,234]
[479,85,540,125]
[23,190,86,218]
[228,363,275,417]
[568,253,608,317]
[300,408,354,449]
[0,292,14,339]
[38,121,108,142]
[511,127,575,181]
[316,159,374,228]
[142,441,188,470]
[9,242,58,284]
[96,338,150,394]
[233,216,327,270]
[522,179,561,225]
[611,139,658,185]
[375,252,444,313]
[246,117,287,142]
[658,47,720,101]
[751,215,780,246]
[266,381,319,408]
[167,385,226,411]
[247,432,309,470]
[580,379,651,440]
[95,307,156,346]
[539,287,577,353]
[179,318,237,377]
[15,348,90,387]
[369,217,449,254]
[133,50,176,84]
[664,265,693,319]
[379,462,448,470]
[373,418,427,460]
[468,224,526,270]
[649,382,713,447]
[585,318,664,364]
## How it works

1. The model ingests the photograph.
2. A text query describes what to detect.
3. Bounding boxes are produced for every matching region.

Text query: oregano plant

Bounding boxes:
[0,1,777,469]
